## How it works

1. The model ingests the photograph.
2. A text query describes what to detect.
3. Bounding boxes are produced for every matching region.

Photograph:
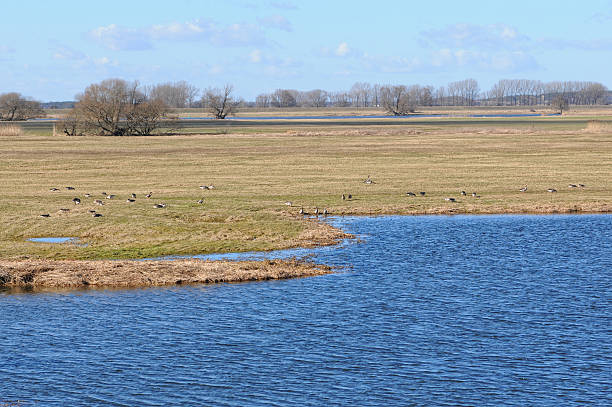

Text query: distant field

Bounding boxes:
[1,117,611,261]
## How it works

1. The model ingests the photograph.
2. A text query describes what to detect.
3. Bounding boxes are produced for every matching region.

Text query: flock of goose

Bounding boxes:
[39,188,181,218]
[290,176,589,216]
[39,178,587,219]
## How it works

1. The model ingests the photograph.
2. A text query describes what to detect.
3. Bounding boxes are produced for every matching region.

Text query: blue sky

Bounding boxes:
[2,0,612,101]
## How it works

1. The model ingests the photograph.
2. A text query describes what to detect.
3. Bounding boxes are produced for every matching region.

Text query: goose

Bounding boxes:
[59,208,70,212]
[342,194,346,201]
[419,192,426,196]
[299,207,305,215]
[363,175,374,184]
[106,194,115,199]
[348,194,352,200]
[197,199,204,204]
[314,207,320,216]
[40,214,50,218]
[445,197,456,202]
[94,200,104,206]
[84,193,91,198]
[471,192,477,197]
[323,208,328,216]
[49,187,60,192]
[208,185,215,190]
[406,192,416,196]
[568,184,578,188]
[547,188,557,193]
[72,197,81,205]
[154,203,166,208]
[66,186,75,190]
[126,198,136,203]
[92,213,103,217]
[578,184,586,188]
[199,185,209,190]
[284,201,292,206]
[519,186,528,192]
[131,193,137,198]
[145,192,152,199]
[88,209,97,213]
[461,191,467,196]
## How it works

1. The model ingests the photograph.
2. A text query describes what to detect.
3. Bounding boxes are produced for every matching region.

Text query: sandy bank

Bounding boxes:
[0,259,332,290]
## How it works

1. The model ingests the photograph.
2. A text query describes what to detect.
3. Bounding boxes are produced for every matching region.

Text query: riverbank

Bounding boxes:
[0,258,332,289]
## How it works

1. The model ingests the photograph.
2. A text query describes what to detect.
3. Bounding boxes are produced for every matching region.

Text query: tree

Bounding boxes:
[380,85,415,115]
[59,78,169,136]
[551,95,568,114]
[148,81,199,108]
[0,93,44,121]
[203,85,240,119]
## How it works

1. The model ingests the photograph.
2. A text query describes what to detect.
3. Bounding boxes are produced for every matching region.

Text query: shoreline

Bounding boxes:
[0,258,333,290]
[3,210,611,291]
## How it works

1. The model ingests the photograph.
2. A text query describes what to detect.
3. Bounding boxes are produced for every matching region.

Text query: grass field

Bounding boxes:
[1,115,611,261]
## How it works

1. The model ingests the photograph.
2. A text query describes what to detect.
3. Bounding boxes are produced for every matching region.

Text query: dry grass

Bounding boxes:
[584,120,612,133]
[1,119,611,262]
[0,258,332,289]
[0,123,23,137]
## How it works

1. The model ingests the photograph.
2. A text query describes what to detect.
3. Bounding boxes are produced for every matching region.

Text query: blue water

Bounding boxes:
[1,214,611,406]
[178,113,556,120]
[28,237,76,243]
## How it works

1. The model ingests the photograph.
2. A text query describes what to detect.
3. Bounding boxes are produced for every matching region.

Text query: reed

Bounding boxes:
[0,123,23,137]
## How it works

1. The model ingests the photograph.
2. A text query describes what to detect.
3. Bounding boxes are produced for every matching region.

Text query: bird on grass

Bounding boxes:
[419,192,426,196]
[348,194,352,200]
[154,203,167,208]
[445,197,456,202]
[406,192,416,196]
[547,188,557,193]
[59,208,70,212]
[342,194,346,201]
[40,214,50,218]
[126,198,136,203]
[49,187,60,192]
[92,213,103,217]
[106,194,115,199]
[131,193,137,199]
[568,184,578,188]
[284,201,292,206]
[461,191,466,196]
[197,199,204,204]
[578,184,586,188]
[363,175,375,184]
[88,209,96,213]
[84,193,91,198]
[145,192,152,199]
[94,200,104,206]
[72,197,81,205]
[519,186,528,192]
[66,186,75,190]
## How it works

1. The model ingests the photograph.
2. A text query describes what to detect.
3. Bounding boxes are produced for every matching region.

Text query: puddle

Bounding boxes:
[27,237,87,247]
[28,237,76,243]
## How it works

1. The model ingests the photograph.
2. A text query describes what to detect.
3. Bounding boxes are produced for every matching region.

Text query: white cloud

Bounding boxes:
[335,42,350,57]
[420,23,529,50]
[89,19,268,51]
[270,1,298,10]
[52,46,86,61]
[250,49,262,62]
[257,15,292,31]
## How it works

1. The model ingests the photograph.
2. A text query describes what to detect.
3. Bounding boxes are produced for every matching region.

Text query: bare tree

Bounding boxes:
[270,89,298,107]
[0,93,44,121]
[149,81,199,108]
[255,93,272,108]
[60,78,169,136]
[303,89,328,107]
[203,85,240,119]
[380,85,415,115]
[551,95,569,114]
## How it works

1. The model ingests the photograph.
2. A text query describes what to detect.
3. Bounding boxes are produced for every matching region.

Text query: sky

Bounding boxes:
[2,0,612,101]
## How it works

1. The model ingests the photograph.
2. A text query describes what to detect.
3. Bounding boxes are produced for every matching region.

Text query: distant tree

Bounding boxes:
[551,95,569,114]
[270,89,298,107]
[304,89,328,107]
[59,78,169,136]
[148,81,199,108]
[203,85,240,119]
[255,93,272,108]
[0,93,44,121]
[380,85,415,115]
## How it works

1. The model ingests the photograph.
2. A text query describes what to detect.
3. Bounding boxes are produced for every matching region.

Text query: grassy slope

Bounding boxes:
[1,117,611,261]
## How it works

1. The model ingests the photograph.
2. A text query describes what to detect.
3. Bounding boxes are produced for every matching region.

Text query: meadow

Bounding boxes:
[1,113,611,263]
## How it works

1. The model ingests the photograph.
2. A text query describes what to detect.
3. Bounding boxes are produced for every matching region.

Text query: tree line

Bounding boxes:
[0,77,609,135]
